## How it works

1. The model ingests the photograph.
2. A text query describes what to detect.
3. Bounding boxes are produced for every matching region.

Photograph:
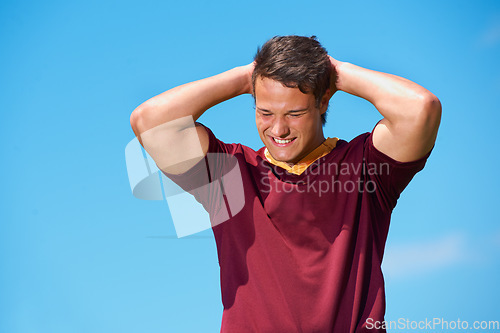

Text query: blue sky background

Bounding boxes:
[1,0,499,332]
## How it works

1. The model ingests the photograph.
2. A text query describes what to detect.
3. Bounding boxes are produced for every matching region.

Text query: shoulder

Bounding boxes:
[334,131,431,167]
[198,122,264,166]
[325,132,370,162]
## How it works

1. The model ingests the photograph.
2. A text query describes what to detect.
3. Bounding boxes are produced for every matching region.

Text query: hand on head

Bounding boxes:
[328,55,341,97]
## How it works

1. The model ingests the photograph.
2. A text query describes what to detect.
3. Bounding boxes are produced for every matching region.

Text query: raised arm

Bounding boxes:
[130,63,254,174]
[329,56,442,162]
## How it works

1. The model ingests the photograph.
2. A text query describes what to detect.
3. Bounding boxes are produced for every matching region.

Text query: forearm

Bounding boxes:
[334,61,439,124]
[131,65,252,136]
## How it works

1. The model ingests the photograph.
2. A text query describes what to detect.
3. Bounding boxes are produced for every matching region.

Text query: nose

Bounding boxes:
[270,116,290,138]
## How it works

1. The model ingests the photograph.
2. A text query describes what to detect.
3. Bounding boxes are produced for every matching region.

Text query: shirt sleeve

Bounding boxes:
[364,131,432,212]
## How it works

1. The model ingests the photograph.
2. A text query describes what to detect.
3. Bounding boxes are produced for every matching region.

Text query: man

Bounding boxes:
[130,35,441,332]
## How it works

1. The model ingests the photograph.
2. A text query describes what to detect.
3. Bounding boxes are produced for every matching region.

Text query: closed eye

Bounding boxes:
[257,108,273,117]
[256,107,308,117]
[288,111,307,117]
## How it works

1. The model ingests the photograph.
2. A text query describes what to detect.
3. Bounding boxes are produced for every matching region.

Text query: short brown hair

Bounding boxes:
[252,35,334,125]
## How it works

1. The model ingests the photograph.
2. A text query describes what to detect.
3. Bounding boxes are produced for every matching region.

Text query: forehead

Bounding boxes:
[254,77,314,110]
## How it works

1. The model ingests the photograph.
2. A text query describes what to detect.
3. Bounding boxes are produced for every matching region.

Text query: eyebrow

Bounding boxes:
[256,107,309,113]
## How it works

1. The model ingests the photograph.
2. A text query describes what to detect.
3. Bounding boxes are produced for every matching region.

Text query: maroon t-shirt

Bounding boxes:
[165,124,430,333]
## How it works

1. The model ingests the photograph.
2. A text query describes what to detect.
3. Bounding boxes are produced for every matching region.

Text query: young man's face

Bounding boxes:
[255,77,328,165]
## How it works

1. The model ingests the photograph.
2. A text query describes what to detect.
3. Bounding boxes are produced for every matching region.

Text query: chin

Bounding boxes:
[269,149,298,164]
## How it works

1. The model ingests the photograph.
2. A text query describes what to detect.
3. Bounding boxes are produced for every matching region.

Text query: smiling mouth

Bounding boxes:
[271,137,296,145]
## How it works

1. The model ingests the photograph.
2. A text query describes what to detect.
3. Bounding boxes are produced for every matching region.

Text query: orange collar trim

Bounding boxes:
[264,137,339,175]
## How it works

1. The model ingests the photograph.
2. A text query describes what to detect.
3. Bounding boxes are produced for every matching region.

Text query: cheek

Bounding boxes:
[289,118,310,131]
[288,117,318,137]
[256,117,270,131]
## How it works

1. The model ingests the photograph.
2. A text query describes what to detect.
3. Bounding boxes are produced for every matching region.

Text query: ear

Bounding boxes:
[319,89,331,114]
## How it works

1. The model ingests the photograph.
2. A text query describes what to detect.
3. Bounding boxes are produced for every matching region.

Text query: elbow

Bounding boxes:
[130,107,142,135]
[130,103,154,135]
[130,106,140,129]
[425,94,442,124]
[416,93,442,130]
[423,93,442,114]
